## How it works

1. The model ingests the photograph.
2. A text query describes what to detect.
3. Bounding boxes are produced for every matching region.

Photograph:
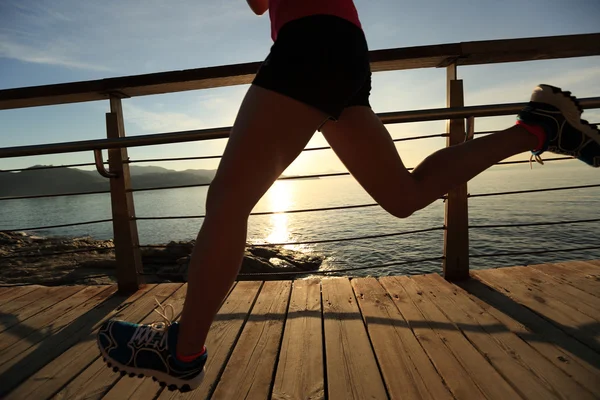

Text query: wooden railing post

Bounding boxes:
[106,95,143,293]
[443,64,470,281]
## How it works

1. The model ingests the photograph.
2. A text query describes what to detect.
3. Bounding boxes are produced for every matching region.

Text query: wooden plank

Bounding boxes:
[419,274,595,400]
[2,284,158,399]
[1,33,598,110]
[211,280,291,400]
[0,286,40,306]
[379,276,484,399]
[154,281,262,400]
[321,277,387,400]
[0,287,47,332]
[507,266,600,321]
[458,277,600,395]
[352,277,452,400]
[51,283,183,400]
[398,276,522,400]
[106,99,142,294]
[0,285,85,351]
[0,286,115,369]
[531,263,600,296]
[272,279,324,400]
[0,286,83,333]
[474,268,600,352]
[412,275,556,400]
[458,34,600,66]
[443,72,469,280]
[585,260,600,268]
[557,260,600,277]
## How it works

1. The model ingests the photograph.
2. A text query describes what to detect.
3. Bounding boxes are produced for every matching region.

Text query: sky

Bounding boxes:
[1,0,599,176]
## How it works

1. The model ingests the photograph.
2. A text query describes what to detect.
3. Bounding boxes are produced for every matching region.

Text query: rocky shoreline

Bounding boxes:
[0,231,323,286]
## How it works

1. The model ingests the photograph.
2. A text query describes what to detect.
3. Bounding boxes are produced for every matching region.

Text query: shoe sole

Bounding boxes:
[531,84,600,145]
[97,340,205,393]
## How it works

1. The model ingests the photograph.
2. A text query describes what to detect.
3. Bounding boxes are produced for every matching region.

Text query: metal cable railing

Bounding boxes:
[1,34,598,287]
[0,219,113,233]
[469,218,600,229]
[125,133,450,165]
[138,226,445,249]
[470,245,600,259]
[469,183,600,199]
[0,162,100,173]
[0,189,111,202]
[2,98,599,160]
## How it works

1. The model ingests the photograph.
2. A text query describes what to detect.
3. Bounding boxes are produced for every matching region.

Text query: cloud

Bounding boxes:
[466,64,600,105]
[0,36,111,71]
[123,103,206,134]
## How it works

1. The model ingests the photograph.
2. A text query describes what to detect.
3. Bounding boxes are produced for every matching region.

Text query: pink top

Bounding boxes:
[269,0,362,41]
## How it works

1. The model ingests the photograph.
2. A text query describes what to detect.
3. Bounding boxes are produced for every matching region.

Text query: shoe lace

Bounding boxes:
[529,153,544,169]
[129,299,175,350]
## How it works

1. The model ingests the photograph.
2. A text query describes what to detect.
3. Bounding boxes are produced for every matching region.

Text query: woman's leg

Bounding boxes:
[320,106,538,218]
[176,85,328,355]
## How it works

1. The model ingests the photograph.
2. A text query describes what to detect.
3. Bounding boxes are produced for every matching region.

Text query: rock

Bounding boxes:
[247,247,279,259]
[176,256,190,265]
[0,231,324,285]
[242,254,277,273]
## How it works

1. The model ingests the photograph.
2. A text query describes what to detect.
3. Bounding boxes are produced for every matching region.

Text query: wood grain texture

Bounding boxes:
[0,286,85,335]
[0,286,40,307]
[51,283,182,400]
[3,260,600,399]
[507,266,600,321]
[160,281,263,400]
[211,281,291,400]
[459,276,600,394]
[531,263,600,297]
[0,286,116,372]
[380,276,484,399]
[322,278,387,400]
[0,285,85,353]
[420,274,594,400]
[272,279,324,400]
[474,268,600,352]
[3,284,157,400]
[398,276,521,400]
[352,277,452,400]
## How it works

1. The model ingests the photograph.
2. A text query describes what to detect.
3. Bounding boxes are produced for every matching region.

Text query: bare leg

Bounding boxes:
[176,85,327,355]
[321,106,538,218]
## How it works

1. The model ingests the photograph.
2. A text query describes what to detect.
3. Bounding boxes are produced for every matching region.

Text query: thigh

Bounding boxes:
[207,85,328,215]
[321,106,416,212]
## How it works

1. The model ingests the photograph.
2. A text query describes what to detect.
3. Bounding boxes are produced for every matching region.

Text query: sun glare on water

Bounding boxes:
[264,181,295,248]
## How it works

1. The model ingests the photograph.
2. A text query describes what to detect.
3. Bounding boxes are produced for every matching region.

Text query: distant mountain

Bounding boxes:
[129,166,172,176]
[0,165,217,198]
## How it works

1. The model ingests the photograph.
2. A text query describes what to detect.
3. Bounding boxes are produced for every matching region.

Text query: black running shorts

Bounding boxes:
[253,15,372,122]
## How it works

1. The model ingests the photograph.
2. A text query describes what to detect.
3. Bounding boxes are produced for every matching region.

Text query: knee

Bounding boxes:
[382,202,416,219]
[205,180,252,219]
[378,190,420,219]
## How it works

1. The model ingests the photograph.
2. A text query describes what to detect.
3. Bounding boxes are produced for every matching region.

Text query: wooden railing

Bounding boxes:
[1,33,599,292]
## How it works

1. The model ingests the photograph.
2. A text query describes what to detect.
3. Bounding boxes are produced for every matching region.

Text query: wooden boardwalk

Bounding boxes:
[1,260,599,400]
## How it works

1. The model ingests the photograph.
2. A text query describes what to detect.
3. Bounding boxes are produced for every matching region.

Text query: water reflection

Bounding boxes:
[264,181,296,249]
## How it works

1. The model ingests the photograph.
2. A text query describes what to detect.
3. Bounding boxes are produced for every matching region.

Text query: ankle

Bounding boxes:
[176,346,206,363]
[516,120,546,151]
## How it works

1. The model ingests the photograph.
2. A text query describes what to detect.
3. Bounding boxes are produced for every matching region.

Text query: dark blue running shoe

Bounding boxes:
[97,318,206,392]
[518,84,600,167]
